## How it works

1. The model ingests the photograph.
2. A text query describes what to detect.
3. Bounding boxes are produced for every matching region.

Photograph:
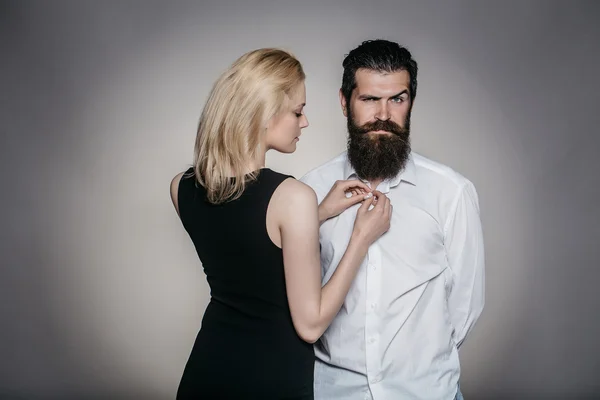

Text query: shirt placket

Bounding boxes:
[365,242,383,397]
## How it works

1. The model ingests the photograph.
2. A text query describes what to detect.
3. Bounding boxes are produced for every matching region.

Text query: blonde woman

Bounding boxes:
[170,48,391,399]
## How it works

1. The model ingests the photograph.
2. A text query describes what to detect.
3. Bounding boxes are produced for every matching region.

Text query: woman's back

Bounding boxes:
[175,167,314,399]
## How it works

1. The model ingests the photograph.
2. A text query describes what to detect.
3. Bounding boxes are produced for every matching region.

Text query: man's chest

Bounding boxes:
[318,192,449,289]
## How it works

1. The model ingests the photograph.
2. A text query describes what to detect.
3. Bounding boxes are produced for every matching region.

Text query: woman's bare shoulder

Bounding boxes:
[170,171,186,216]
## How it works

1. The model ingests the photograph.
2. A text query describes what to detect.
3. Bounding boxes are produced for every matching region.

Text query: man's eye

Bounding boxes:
[295,112,303,117]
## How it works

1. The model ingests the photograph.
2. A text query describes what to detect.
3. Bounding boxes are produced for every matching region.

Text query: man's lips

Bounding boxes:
[368,130,393,135]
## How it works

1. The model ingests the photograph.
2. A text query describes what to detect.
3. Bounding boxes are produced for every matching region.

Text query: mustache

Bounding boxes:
[351,119,406,136]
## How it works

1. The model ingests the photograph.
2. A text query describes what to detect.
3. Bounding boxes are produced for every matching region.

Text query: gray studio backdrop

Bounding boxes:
[1,1,599,399]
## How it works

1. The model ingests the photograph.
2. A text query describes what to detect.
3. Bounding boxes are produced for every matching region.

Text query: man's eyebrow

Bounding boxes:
[357,94,380,100]
[390,89,409,98]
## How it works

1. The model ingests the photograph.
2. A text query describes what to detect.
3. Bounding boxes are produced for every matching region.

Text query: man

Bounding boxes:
[301,39,485,400]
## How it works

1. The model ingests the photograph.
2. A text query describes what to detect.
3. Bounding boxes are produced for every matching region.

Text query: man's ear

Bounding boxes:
[339,89,348,118]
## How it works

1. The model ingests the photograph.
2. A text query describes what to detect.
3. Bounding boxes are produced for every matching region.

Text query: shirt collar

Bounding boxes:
[343,152,417,190]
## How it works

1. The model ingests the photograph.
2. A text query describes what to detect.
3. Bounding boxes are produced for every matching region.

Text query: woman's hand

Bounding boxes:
[318,180,372,223]
[351,191,392,246]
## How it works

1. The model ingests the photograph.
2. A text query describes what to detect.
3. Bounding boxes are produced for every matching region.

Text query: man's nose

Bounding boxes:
[375,101,390,121]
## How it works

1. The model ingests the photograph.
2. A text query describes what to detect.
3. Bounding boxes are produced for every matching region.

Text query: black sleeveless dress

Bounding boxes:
[176,168,314,399]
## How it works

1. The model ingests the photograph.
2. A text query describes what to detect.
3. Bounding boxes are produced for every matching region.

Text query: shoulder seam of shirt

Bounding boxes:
[412,153,470,188]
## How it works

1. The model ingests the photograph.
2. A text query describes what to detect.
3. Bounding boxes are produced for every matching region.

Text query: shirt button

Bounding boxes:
[371,303,377,309]
[369,337,376,344]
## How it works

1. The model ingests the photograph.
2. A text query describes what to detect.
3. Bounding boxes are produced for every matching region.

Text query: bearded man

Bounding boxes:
[301,39,485,400]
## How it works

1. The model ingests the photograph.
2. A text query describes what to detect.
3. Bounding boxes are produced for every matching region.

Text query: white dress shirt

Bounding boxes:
[300,151,485,400]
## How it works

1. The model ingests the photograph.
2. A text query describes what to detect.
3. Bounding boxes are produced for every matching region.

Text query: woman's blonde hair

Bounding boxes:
[193,48,305,204]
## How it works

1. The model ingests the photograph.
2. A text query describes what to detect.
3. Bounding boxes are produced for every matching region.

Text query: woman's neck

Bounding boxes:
[247,151,267,173]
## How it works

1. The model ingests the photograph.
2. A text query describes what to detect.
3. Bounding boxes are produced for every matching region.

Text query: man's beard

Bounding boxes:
[346,109,411,182]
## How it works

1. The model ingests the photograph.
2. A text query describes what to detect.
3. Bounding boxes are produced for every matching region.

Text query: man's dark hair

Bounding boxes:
[341,39,418,103]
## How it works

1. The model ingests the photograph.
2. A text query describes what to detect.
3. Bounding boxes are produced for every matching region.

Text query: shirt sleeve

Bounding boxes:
[443,180,485,348]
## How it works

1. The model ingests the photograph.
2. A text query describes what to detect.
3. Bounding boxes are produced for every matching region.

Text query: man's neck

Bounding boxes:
[367,178,383,191]
[353,172,383,191]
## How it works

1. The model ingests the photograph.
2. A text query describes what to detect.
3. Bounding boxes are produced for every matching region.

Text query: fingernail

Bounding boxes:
[364,193,373,199]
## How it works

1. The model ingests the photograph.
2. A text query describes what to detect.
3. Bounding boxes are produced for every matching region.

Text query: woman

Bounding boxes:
[170,48,391,399]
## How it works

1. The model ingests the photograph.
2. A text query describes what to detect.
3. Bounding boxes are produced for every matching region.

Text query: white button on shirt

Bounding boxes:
[301,152,485,400]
